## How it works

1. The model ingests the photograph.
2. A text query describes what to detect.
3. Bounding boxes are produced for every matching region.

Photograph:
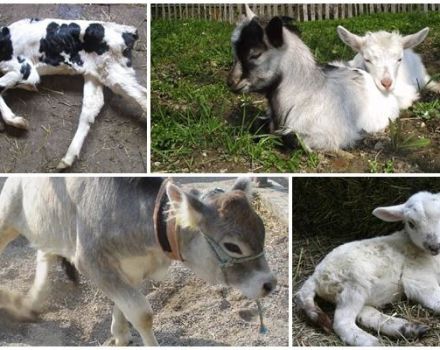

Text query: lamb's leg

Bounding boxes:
[0,71,29,129]
[357,305,430,339]
[403,278,440,313]
[333,291,379,346]
[104,65,148,113]
[57,75,104,169]
[24,250,56,313]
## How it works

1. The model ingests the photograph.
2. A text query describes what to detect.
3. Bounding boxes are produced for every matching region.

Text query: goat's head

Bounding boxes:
[166,178,277,299]
[373,191,440,256]
[228,5,298,94]
[337,26,429,92]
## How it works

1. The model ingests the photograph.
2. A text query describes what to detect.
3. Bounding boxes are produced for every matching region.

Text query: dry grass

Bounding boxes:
[293,178,440,346]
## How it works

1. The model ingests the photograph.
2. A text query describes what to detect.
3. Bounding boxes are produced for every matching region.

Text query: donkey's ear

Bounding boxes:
[166,183,209,229]
[266,16,284,48]
[402,27,429,49]
[372,204,406,222]
[231,177,253,201]
[337,26,364,52]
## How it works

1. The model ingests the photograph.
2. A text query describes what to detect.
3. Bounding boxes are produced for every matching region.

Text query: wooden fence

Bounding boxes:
[151,3,439,23]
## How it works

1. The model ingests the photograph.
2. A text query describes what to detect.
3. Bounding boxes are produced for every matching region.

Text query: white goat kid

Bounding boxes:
[294,191,440,346]
[228,6,400,152]
[338,26,439,109]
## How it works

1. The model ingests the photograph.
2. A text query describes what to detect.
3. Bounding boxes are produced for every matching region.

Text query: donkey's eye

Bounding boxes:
[408,220,416,229]
[223,242,243,254]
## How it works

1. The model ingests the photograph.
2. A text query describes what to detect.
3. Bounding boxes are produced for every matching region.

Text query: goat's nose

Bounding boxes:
[381,78,393,90]
[262,277,277,295]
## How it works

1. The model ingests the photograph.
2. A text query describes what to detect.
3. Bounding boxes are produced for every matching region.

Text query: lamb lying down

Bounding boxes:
[295,191,440,346]
[337,26,440,109]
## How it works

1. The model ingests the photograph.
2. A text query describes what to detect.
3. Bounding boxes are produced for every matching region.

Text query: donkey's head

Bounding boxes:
[373,191,440,255]
[228,5,298,94]
[337,26,429,92]
[166,178,277,299]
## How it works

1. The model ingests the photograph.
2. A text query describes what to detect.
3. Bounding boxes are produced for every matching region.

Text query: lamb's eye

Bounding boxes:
[408,220,416,229]
[223,242,243,255]
[365,59,372,63]
[397,58,402,62]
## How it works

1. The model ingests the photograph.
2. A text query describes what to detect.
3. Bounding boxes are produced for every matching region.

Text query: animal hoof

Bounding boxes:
[15,309,38,323]
[56,160,71,171]
[399,323,430,339]
[10,117,29,130]
[104,337,130,346]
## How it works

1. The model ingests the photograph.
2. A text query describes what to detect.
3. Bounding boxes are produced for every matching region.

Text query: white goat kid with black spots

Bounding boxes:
[294,191,440,346]
[228,6,400,152]
[338,26,440,109]
[0,18,147,169]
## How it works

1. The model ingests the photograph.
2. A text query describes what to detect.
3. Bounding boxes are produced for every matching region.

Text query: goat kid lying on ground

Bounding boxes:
[294,191,440,346]
[0,18,148,169]
[0,177,276,346]
[228,6,399,152]
[337,26,440,109]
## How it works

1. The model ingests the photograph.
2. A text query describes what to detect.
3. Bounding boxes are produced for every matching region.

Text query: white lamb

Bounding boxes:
[337,26,440,109]
[295,191,440,346]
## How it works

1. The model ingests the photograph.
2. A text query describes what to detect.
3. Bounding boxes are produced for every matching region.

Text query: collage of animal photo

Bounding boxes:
[1,0,440,349]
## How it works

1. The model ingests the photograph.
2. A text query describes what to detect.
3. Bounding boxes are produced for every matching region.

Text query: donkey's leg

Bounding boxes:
[107,304,132,346]
[333,290,379,346]
[57,75,104,169]
[357,305,429,339]
[104,65,148,113]
[24,250,56,312]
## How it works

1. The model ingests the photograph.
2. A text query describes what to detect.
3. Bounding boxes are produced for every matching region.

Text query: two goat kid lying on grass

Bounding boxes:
[229,5,439,153]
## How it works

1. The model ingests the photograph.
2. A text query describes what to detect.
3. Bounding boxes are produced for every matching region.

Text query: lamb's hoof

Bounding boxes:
[400,323,430,339]
[56,160,71,171]
[9,117,29,130]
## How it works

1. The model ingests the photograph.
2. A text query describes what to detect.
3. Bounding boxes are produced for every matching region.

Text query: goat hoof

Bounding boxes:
[399,323,430,339]
[13,308,39,323]
[56,160,71,171]
[9,117,29,130]
[104,337,130,346]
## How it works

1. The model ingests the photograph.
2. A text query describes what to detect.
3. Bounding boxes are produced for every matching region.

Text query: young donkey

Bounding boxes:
[295,191,440,346]
[228,6,399,152]
[337,26,440,109]
[0,177,276,345]
[0,18,148,169]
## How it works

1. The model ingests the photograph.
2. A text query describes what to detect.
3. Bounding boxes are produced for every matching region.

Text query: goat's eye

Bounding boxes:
[408,220,416,229]
[365,59,371,63]
[249,52,262,60]
[397,58,402,62]
[223,242,243,255]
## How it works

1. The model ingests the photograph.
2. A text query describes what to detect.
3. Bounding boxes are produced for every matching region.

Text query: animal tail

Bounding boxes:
[295,278,332,334]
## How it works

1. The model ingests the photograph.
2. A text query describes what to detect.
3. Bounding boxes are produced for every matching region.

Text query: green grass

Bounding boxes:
[151,11,440,172]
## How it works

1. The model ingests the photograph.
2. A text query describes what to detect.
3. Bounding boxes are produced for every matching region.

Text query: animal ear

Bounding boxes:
[266,16,284,48]
[337,26,364,52]
[402,27,429,49]
[244,4,257,20]
[231,177,253,201]
[166,183,209,229]
[372,204,406,222]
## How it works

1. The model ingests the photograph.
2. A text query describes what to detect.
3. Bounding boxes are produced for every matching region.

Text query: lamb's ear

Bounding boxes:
[166,183,209,229]
[266,16,284,48]
[372,204,406,222]
[231,177,253,201]
[245,4,257,20]
[337,26,364,52]
[402,27,429,49]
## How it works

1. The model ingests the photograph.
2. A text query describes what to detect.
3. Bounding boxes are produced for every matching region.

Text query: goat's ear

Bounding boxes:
[166,183,209,229]
[231,177,253,201]
[266,17,284,48]
[337,26,364,52]
[245,4,257,20]
[372,204,405,222]
[402,27,429,49]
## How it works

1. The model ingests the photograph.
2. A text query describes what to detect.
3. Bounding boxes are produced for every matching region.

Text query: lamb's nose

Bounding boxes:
[381,78,393,90]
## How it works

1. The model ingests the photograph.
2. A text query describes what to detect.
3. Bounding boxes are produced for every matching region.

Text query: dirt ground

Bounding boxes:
[0,4,147,173]
[0,178,288,346]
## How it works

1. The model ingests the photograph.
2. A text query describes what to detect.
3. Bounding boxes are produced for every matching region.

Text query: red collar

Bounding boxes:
[153,178,184,261]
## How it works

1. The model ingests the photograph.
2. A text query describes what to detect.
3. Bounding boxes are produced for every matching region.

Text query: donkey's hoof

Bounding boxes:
[56,160,71,171]
[9,116,29,130]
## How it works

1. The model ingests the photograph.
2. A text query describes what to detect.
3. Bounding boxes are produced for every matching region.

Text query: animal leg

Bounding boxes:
[24,250,56,312]
[333,290,379,346]
[0,94,29,130]
[106,304,132,346]
[357,305,429,339]
[403,277,440,313]
[57,75,104,169]
[104,65,148,113]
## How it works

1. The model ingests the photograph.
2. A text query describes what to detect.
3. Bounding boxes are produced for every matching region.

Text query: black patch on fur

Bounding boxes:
[0,27,13,62]
[266,17,284,47]
[83,23,109,55]
[39,22,83,66]
[0,86,5,93]
[61,257,79,285]
[20,63,31,80]
[17,56,25,63]
[321,64,340,73]
[122,31,138,67]
[30,18,41,23]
